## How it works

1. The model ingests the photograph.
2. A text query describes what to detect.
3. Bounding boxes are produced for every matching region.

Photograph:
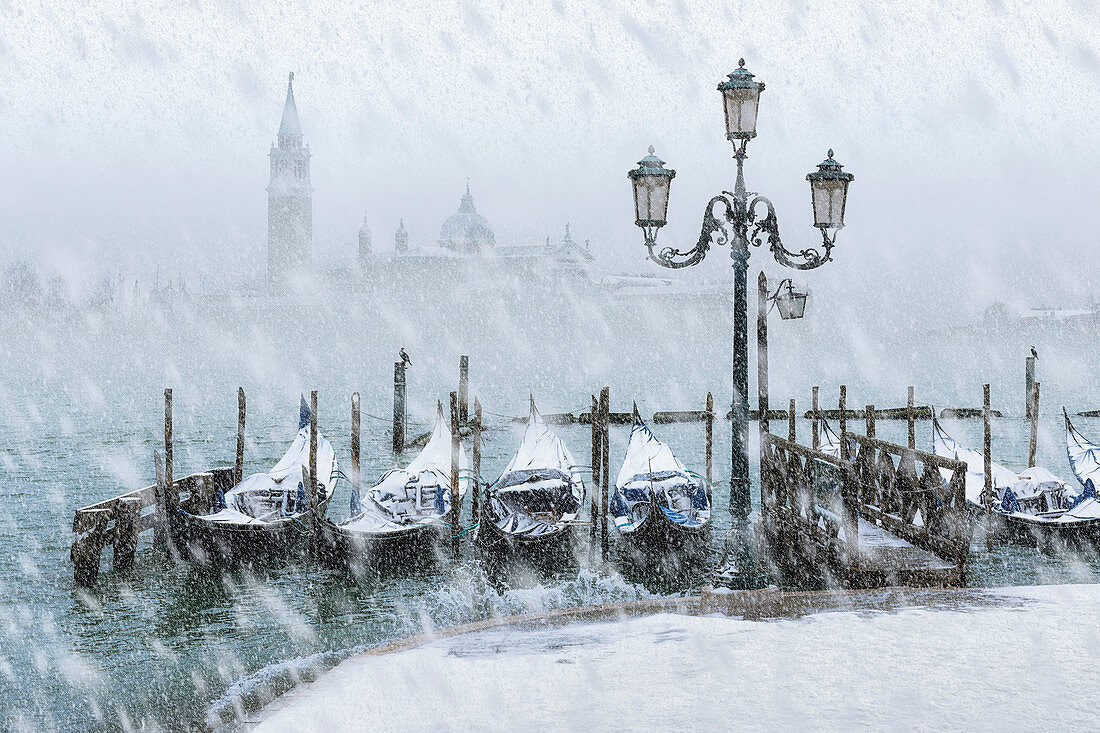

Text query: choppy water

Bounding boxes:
[3,292,1100,731]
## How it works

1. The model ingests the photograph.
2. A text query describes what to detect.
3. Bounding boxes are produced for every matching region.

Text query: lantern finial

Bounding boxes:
[648,145,655,155]
[738,58,745,68]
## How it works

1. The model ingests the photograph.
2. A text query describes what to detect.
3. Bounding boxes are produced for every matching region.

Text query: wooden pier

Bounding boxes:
[759,430,969,588]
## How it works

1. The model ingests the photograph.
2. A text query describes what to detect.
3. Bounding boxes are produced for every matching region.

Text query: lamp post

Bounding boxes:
[627,59,853,519]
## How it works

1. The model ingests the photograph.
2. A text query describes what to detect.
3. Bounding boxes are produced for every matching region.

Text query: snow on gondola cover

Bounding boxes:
[610,418,710,535]
[335,403,470,536]
[482,400,584,541]
[183,395,338,526]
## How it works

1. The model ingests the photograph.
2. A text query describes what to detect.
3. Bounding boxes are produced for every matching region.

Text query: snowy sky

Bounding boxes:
[1,0,1099,316]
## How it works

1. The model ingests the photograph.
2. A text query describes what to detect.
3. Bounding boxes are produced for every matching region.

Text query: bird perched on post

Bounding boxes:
[400,348,412,367]
[1031,346,1038,360]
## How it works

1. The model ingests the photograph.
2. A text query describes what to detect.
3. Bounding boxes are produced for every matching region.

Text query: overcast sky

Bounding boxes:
[2,0,1099,319]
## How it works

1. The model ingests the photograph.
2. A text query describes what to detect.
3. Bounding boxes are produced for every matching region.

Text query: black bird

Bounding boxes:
[1031,346,1039,360]
[400,348,412,367]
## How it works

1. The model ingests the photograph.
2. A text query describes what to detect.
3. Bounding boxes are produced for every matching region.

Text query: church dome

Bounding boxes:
[439,183,495,254]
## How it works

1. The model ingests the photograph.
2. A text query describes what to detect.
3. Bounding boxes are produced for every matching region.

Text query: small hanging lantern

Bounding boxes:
[774,280,808,320]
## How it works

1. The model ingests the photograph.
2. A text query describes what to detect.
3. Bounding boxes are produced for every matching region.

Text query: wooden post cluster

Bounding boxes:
[458,356,469,425]
[599,387,610,562]
[351,392,361,497]
[1028,381,1040,467]
[235,387,246,486]
[983,383,993,550]
[705,392,714,502]
[865,405,875,438]
[308,390,319,557]
[472,397,482,522]
[839,385,848,460]
[757,271,770,441]
[590,395,600,555]
[450,391,461,560]
[393,361,407,452]
[907,386,916,449]
[812,386,820,450]
[1025,355,1036,420]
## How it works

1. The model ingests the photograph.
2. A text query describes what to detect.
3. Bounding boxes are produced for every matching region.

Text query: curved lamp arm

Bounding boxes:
[644,194,736,269]
[644,190,838,272]
[747,195,835,271]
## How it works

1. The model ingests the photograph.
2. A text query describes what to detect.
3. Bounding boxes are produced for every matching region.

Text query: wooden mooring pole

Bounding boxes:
[1025,355,1036,420]
[235,387,246,485]
[1028,381,1040,467]
[309,390,319,557]
[393,361,407,452]
[757,272,770,442]
[163,388,178,559]
[472,397,482,522]
[72,508,110,586]
[907,386,916,449]
[153,449,166,550]
[600,386,610,562]
[839,385,848,460]
[812,386,820,450]
[705,392,714,504]
[983,383,993,550]
[113,496,142,571]
[458,355,469,425]
[351,392,361,497]
[788,399,796,442]
[865,404,875,438]
[450,391,461,560]
[590,394,600,554]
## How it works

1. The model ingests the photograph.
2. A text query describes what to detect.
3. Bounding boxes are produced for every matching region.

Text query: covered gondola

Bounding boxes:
[175,397,338,562]
[477,398,584,558]
[609,413,710,556]
[931,415,1100,544]
[320,403,470,567]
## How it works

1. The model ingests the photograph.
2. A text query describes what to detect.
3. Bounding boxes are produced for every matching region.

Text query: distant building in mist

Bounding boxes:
[438,182,496,254]
[267,72,313,287]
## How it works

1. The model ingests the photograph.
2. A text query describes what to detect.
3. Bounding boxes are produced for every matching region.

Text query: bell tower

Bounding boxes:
[267,72,313,286]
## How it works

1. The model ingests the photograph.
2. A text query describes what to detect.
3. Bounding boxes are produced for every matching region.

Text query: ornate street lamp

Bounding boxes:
[627,59,853,518]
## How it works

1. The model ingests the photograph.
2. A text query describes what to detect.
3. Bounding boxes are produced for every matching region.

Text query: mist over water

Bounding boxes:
[3,0,1100,730]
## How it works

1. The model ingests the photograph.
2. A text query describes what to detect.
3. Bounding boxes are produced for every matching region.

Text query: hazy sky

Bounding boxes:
[2,0,1099,318]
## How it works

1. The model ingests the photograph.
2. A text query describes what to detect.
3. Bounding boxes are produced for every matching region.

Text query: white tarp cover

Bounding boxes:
[1066,415,1100,488]
[611,422,708,532]
[203,425,338,525]
[932,419,1017,506]
[487,403,584,536]
[500,405,577,478]
[340,406,470,533]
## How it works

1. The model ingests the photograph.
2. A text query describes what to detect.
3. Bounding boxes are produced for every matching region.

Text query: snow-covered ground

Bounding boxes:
[246,584,1100,732]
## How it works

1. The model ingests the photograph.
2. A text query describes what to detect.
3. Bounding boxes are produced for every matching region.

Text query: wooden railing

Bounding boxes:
[761,434,860,567]
[71,466,235,585]
[761,431,969,585]
[848,434,970,568]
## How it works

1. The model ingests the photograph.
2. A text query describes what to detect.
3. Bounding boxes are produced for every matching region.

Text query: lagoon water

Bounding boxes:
[4,289,1100,731]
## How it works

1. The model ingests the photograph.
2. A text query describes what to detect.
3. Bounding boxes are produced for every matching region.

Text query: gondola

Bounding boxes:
[609,412,710,555]
[932,415,1100,544]
[174,397,338,562]
[477,398,585,559]
[320,403,470,568]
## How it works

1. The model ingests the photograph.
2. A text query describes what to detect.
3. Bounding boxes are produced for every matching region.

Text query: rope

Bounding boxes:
[451,522,480,539]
